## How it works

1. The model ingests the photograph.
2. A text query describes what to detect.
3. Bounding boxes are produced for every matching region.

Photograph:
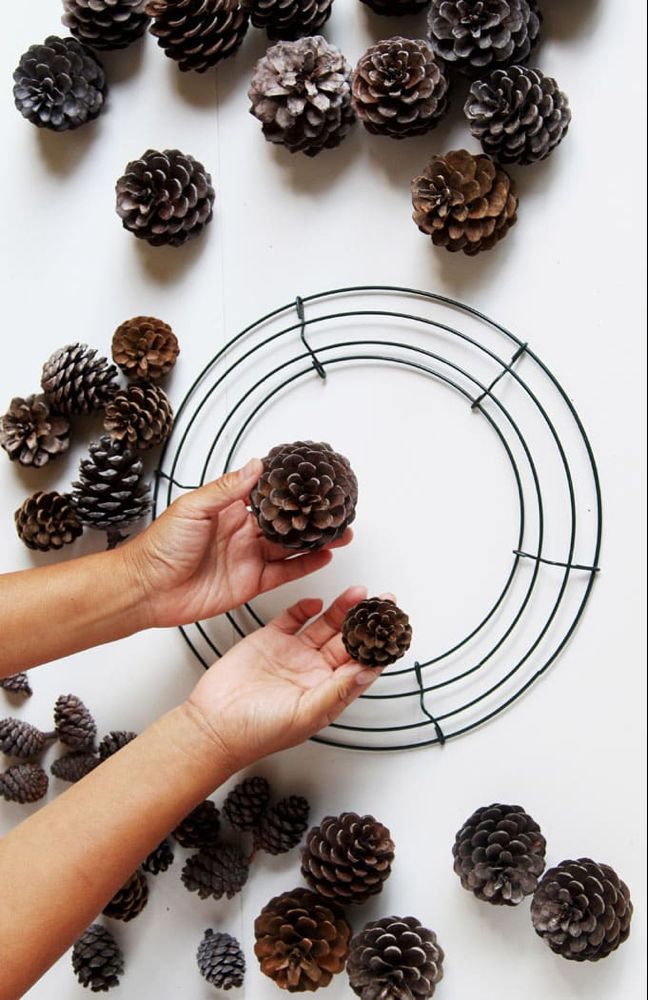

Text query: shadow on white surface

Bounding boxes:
[100,36,146,86]
[36,120,102,176]
[170,61,219,110]
[542,0,603,40]
[134,228,212,284]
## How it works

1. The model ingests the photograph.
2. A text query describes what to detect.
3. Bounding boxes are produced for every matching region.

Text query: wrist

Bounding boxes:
[163,702,238,789]
[117,539,157,631]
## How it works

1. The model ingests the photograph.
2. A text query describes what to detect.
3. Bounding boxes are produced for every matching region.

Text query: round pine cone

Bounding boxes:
[104,383,174,450]
[41,344,119,417]
[302,812,395,905]
[0,395,70,468]
[223,775,271,831]
[173,800,221,849]
[251,441,358,550]
[116,148,215,247]
[197,929,246,990]
[181,844,250,900]
[254,795,310,855]
[147,0,249,72]
[54,694,97,751]
[112,316,179,383]
[465,64,571,165]
[411,148,517,254]
[0,718,53,759]
[348,916,444,1000]
[0,673,33,698]
[531,859,633,962]
[0,763,49,803]
[98,730,137,760]
[71,436,152,547]
[428,0,541,78]
[360,1,434,17]
[242,0,333,40]
[51,751,99,783]
[13,36,106,132]
[143,838,175,875]
[343,598,412,669]
[103,869,149,921]
[63,0,150,50]
[453,802,546,905]
[249,36,356,157]
[15,491,83,553]
[72,923,124,992]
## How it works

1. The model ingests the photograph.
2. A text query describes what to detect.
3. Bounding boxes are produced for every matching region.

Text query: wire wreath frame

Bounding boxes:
[153,285,602,752]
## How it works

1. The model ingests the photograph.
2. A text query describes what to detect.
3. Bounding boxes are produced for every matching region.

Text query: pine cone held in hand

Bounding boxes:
[147,0,250,72]
[63,0,150,50]
[41,344,118,417]
[72,924,124,992]
[242,0,333,40]
[348,916,444,1000]
[302,812,395,904]
[428,0,541,78]
[197,930,246,990]
[343,598,412,668]
[15,491,83,553]
[13,36,106,131]
[112,316,179,382]
[0,395,70,468]
[104,383,174,450]
[0,763,49,803]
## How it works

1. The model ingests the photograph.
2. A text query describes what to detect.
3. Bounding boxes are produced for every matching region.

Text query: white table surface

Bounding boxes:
[1,2,646,998]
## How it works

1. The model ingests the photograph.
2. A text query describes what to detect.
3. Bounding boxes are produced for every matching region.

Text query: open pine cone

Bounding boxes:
[173,799,221,848]
[112,316,179,382]
[348,916,445,999]
[343,598,412,668]
[302,812,395,905]
[104,383,174,450]
[181,844,250,900]
[360,0,431,13]
[103,869,149,921]
[13,36,106,131]
[254,795,310,855]
[63,0,150,50]
[223,775,271,831]
[1,395,70,468]
[41,344,118,416]
[15,491,83,553]
[72,924,124,992]
[0,763,49,804]
[147,0,249,72]
[242,0,333,40]
[428,0,541,78]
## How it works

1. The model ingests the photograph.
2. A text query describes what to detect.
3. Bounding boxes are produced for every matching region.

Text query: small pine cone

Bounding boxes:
[72,923,124,992]
[254,795,310,855]
[181,844,249,900]
[251,441,358,550]
[63,0,150,51]
[301,812,395,905]
[147,0,250,72]
[143,838,175,875]
[173,800,221,849]
[0,395,70,468]
[411,148,517,255]
[104,383,173,450]
[15,491,84,553]
[98,730,137,760]
[465,65,571,165]
[41,344,119,417]
[428,0,541,78]
[453,803,546,905]
[0,673,33,698]
[348,916,444,1000]
[54,694,97,751]
[116,149,215,247]
[360,1,434,17]
[249,36,356,157]
[112,316,179,383]
[343,598,412,669]
[197,929,246,990]
[71,436,152,547]
[0,763,49,803]
[223,776,271,831]
[13,36,106,132]
[0,718,53,759]
[103,869,149,921]
[241,0,333,40]
[51,751,99,783]
[531,859,633,962]
[255,887,351,991]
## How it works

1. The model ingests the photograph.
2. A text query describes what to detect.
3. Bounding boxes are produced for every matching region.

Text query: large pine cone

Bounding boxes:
[249,36,356,157]
[428,0,541,78]
[71,435,152,546]
[251,441,358,550]
[531,858,633,962]
[63,0,150,50]
[112,316,179,382]
[360,1,434,17]
[143,838,175,874]
[255,887,351,992]
[181,844,250,900]
[98,730,137,760]
[0,673,33,698]
[453,802,546,905]
[0,763,49,803]
[465,64,571,164]
[41,344,118,417]
[411,148,517,254]
[173,799,221,848]
[348,916,444,1000]
[147,0,249,72]
[54,694,97,751]
[242,0,333,40]
[302,812,395,905]
[343,598,412,668]
[103,869,149,921]
[15,491,83,553]
[72,924,124,992]
[197,929,246,990]
[116,149,215,247]
[0,718,53,759]
[254,795,310,855]
[223,775,271,831]
[13,36,106,132]
[51,751,99,783]
[104,383,174,450]
[0,395,70,468]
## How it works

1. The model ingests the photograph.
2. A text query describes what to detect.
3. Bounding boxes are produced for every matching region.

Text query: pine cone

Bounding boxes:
[223,775,271,831]
[63,0,150,50]
[103,869,149,921]
[54,694,97,751]
[173,800,221,848]
[0,395,70,468]
[301,812,395,905]
[143,838,175,875]
[0,763,49,803]
[465,65,571,165]
[197,929,246,990]
[51,751,99,783]
[98,730,137,760]
[147,0,250,72]
[112,316,179,382]
[104,383,174,450]
[181,844,249,900]
[411,148,517,254]
[0,718,53,759]
[255,887,351,991]
[15,491,84,553]
[254,795,310,855]
[71,436,152,547]
[531,859,633,962]
[251,441,358,550]
[428,0,541,78]
[242,0,333,40]
[116,149,215,247]
[13,36,106,132]
[0,673,33,698]
[343,598,412,668]
[360,1,432,16]
[348,916,445,1000]
[41,344,119,417]
[249,36,356,157]
[453,803,546,905]
[72,924,124,992]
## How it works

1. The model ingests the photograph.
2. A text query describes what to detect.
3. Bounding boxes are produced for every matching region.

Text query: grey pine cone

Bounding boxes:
[197,929,246,990]
[343,598,412,668]
[428,0,541,78]
[103,868,149,921]
[147,0,249,72]
[0,673,33,698]
[242,0,333,40]
[72,923,124,992]
[63,0,150,50]
[348,916,444,1000]
[98,730,137,760]
[254,795,310,854]
[13,36,106,131]
[0,718,53,759]
[51,751,99,783]
[71,436,152,547]
[104,383,174,450]
[54,694,97,751]
[173,800,221,849]
[0,763,49,803]
[301,811,395,905]
[223,775,271,831]
[41,344,118,417]
[143,838,175,875]
[182,844,249,900]
[15,491,83,553]
[0,395,70,468]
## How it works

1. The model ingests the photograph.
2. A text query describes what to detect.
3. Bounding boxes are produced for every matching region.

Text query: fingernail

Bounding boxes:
[356,669,380,686]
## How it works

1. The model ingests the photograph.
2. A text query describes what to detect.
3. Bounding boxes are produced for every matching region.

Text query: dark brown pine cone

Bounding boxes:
[302,812,395,905]
[104,383,174,450]
[15,491,84,553]
[112,316,179,382]
[254,795,310,855]
[360,1,433,17]
[453,802,546,905]
[0,718,54,759]
[0,395,70,468]
[147,0,250,72]
[72,924,124,992]
[13,36,106,132]
[197,929,246,990]
[343,598,412,668]
[348,916,445,999]
[51,751,99,783]
[54,694,97,751]
[242,0,333,40]
[255,887,351,991]
[143,838,175,875]
[173,800,221,849]
[98,731,137,760]
[223,775,271,831]
[71,436,152,548]
[0,763,49,803]
[63,0,150,50]
[0,673,33,698]
[531,859,633,962]
[103,869,149,921]
[116,149,215,247]
[41,344,119,417]
[181,844,249,900]
[428,0,541,78]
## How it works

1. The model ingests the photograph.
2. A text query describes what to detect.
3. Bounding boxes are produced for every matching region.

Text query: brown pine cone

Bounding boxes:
[72,923,124,992]
[147,0,250,72]
[54,694,97,751]
[15,491,84,553]
[223,775,271,831]
[411,148,518,254]
[41,344,118,417]
[428,0,541,78]
[255,887,351,991]
[181,844,249,900]
[348,916,445,999]
[103,868,149,921]
[0,395,70,468]
[51,751,99,783]
[0,673,33,698]
[302,812,395,905]
[0,718,54,759]
[13,36,106,132]
[104,383,174,450]
[143,838,175,875]
[98,730,137,760]
[63,0,150,50]
[360,0,430,13]
[112,316,179,382]
[173,800,221,848]
[343,598,412,668]
[254,795,310,855]
[0,763,49,803]
[242,0,333,40]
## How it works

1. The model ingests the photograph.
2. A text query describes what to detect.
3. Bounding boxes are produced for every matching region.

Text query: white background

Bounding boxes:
[1,2,646,998]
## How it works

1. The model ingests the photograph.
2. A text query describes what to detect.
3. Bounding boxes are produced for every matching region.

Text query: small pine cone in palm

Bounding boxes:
[147,0,250,72]
[51,751,99,783]
[197,929,246,990]
[0,673,33,698]
[0,395,70,468]
[223,775,271,831]
[173,800,221,849]
[98,731,137,760]
[116,149,215,247]
[242,0,333,40]
[0,718,54,759]
[255,887,351,991]
[0,763,49,803]
[103,869,149,921]
[112,317,179,383]
[143,838,175,875]
[15,491,83,553]
[104,383,174,450]
[343,598,412,668]
[54,694,97,751]
[182,844,250,900]
[348,916,444,1000]
[360,1,434,17]
[428,0,541,78]
[249,36,356,157]
[41,344,119,417]
[531,859,633,962]
[63,0,150,50]
[72,924,124,992]
[13,36,106,132]
[71,436,152,548]
[302,812,395,905]
[254,795,310,855]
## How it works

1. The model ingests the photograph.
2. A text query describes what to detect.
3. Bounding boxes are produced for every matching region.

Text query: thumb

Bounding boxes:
[175,459,263,519]
[302,664,382,732]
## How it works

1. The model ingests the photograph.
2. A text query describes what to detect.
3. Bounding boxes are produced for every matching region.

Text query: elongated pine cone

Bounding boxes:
[63,0,150,50]
[255,796,310,855]
[360,0,431,13]
[147,0,249,72]
[242,0,333,40]
[531,859,633,962]
[302,812,395,905]
[0,763,49,803]
[173,800,221,848]
[348,916,444,1000]
[198,929,246,990]
[223,775,271,831]
[15,491,83,553]
[72,924,124,992]
[41,344,118,417]
[0,718,53,759]
[343,598,412,668]
[251,441,358,550]
[182,844,250,900]
[104,383,174,450]
[249,36,355,157]
[103,869,149,921]
[453,802,546,905]
[98,730,137,760]
[54,694,97,751]
[71,436,152,546]
[428,0,541,77]
[0,674,33,698]
[51,751,99,783]
[13,36,106,131]
[143,838,175,875]
[1,395,70,468]
[112,316,179,382]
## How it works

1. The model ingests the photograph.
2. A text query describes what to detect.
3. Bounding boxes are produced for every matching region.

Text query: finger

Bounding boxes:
[260,550,333,592]
[270,598,324,635]
[300,585,368,649]
[173,459,263,520]
[302,663,383,729]
[260,528,354,564]
[318,591,397,668]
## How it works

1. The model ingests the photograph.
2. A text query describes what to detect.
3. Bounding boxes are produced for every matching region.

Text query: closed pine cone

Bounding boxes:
[72,924,124,992]
[254,795,310,855]
[181,844,249,900]
[0,395,70,468]
[147,0,249,72]
[428,0,541,78]
[301,812,395,905]
[104,383,174,450]
[41,344,119,416]
[103,869,149,921]
[342,598,412,668]
[98,730,137,760]
[242,0,333,40]
[13,36,106,131]
[0,673,33,698]
[254,887,351,992]
[197,929,246,990]
[63,0,150,50]
[348,916,444,1000]
[51,751,99,783]
[143,838,174,875]
[54,694,97,751]
[0,718,53,759]
[360,0,431,13]
[0,763,49,803]
[15,491,83,553]
[173,799,221,848]
[71,436,152,546]
[112,316,179,382]
[223,775,271,831]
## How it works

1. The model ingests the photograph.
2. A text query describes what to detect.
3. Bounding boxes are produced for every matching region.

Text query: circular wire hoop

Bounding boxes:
[154,286,602,752]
